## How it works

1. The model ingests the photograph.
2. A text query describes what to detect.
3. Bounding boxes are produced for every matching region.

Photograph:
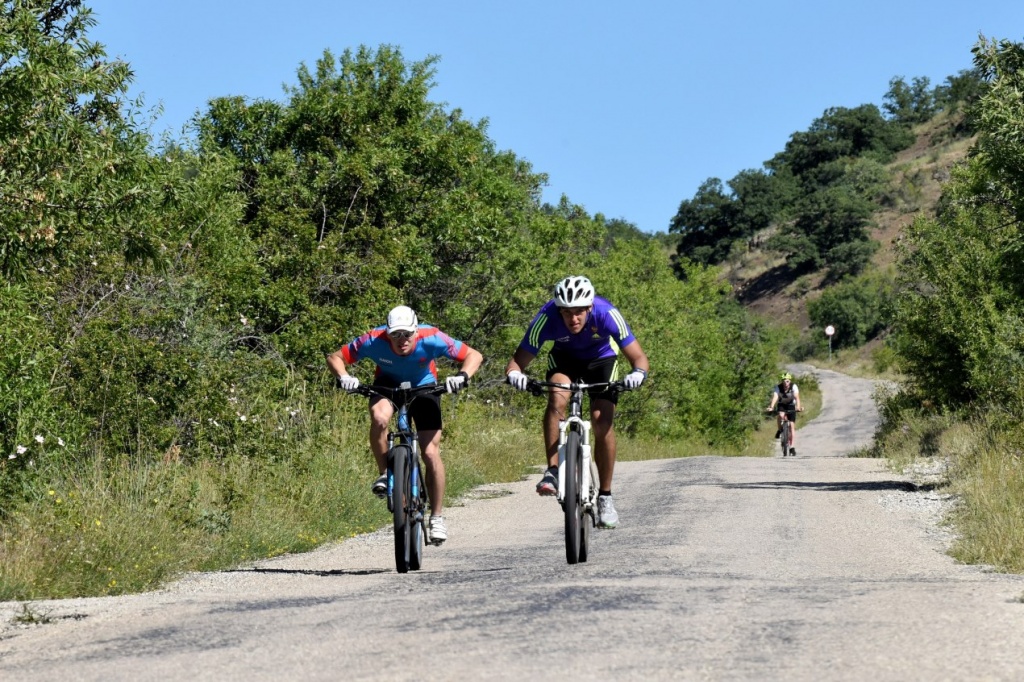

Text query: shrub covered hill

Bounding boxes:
[667,68,983,368]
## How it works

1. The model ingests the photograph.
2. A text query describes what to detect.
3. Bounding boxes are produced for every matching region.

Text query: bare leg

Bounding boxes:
[419,429,445,515]
[591,398,616,491]
[543,373,570,469]
[369,397,394,473]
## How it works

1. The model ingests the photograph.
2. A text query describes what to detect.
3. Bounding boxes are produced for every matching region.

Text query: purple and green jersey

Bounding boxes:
[517,296,636,360]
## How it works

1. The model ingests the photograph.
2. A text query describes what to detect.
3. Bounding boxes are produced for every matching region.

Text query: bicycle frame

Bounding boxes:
[528,379,624,564]
[349,382,446,572]
[777,409,794,457]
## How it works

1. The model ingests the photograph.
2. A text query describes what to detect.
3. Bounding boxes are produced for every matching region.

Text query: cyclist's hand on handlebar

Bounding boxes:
[506,370,529,391]
[337,375,360,391]
[446,371,469,394]
[623,368,647,390]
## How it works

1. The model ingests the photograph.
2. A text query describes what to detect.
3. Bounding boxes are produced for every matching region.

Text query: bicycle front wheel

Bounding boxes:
[390,445,411,573]
[579,457,598,563]
[780,422,791,457]
[409,459,426,571]
[564,429,582,565]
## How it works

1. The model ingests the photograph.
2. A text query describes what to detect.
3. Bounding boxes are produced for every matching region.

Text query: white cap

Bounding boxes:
[386,305,418,333]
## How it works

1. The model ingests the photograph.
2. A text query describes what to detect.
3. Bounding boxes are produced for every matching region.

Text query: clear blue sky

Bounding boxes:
[87,1,1024,234]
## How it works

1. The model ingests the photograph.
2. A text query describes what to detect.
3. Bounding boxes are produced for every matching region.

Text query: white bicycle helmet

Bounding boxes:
[386,305,418,333]
[553,276,595,307]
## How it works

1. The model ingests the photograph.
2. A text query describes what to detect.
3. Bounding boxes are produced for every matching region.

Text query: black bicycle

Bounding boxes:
[525,379,628,565]
[349,382,447,573]
[778,409,794,457]
[768,407,800,457]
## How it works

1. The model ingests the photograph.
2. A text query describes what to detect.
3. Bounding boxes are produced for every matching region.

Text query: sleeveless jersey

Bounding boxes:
[340,325,469,387]
[775,383,799,406]
[517,296,636,361]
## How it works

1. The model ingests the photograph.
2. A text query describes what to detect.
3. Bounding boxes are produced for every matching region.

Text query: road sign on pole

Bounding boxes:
[825,325,835,362]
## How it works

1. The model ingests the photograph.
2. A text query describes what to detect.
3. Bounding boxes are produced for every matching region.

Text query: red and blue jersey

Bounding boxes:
[340,325,469,387]
[517,296,636,361]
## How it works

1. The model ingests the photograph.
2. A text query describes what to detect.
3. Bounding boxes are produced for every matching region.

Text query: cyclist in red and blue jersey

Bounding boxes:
[327,305,482,543]
[504,276,649,529]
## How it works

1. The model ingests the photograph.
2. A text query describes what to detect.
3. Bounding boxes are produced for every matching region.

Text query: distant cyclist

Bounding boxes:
[767,372,803,454]
[327,305,483,543]
[504,276,649,529]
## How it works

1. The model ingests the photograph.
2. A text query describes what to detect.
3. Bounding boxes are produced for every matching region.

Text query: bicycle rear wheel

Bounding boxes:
[390,445,411,573]
[564,429,582,565]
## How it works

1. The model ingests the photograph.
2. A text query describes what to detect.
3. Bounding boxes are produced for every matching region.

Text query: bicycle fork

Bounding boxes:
[556,417,595,508]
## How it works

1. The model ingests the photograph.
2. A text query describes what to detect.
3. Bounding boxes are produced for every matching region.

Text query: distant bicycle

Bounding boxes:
[348,382,448,573]
[524,378,629,564]
[767,407,802,457]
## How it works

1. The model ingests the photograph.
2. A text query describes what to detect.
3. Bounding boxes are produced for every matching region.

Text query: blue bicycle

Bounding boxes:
[349,382,447,573]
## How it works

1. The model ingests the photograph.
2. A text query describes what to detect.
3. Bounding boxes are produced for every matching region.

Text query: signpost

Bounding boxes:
[825,325,835,362]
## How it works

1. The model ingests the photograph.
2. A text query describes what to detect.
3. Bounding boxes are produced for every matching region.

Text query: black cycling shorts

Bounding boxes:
[546,352,620,405]
[371,376,443,432]
[778,406,797,423]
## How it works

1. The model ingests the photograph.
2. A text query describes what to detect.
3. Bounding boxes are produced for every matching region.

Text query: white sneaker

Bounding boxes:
[429,515,448,544]
[371,474,387,498]
[597,495,619,528]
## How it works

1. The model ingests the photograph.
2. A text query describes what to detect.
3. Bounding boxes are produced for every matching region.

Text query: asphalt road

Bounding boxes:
[2,366,1024,681]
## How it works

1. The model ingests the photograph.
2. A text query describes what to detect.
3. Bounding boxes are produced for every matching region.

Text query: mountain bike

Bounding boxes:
[778,409,794,457]
[768,407,800,457]
[348,382,448,573]
[525,379,628,565]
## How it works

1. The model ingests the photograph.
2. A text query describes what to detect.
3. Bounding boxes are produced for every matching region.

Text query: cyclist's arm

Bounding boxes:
[767,388,779,410]
[505,347,536,376]
[459,345,484,379]
[793,385,803,411]
[621,339,649,374]
[326,348,355,381]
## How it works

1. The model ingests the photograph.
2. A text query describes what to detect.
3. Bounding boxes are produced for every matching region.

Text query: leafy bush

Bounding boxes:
[807,271,893,348]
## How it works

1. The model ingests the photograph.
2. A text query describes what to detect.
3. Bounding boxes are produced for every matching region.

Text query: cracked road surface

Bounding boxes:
[2,366,1024,680]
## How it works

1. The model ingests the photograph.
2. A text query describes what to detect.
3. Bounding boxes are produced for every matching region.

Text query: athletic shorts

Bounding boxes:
[370,376,443,432]
[546,352,620,405]
[778,406,797,423]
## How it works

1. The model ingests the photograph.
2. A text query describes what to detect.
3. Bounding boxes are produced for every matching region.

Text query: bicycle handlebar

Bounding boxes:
[347,383,448,405]
[523,378,630,397]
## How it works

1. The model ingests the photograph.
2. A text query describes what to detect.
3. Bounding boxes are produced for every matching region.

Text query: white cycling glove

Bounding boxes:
[506,370,529,391]
[446,371,469,394]
[623,368,647,390]
[337,375,360,391]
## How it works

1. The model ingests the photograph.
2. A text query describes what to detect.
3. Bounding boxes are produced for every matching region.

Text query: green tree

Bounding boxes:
[883,76,936,124]
[197,45,558,371]
[768,104,914,182]
[0,0,158,278]
[669,178,737,266]
[807,271,893,348]
[890,36,1024,410]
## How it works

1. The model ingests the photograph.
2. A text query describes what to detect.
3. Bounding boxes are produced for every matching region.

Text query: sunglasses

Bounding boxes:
[389,330,415,340]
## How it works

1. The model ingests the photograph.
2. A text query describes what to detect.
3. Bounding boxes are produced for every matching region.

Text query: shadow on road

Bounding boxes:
[226,567,392,577]
[720,480,938,492]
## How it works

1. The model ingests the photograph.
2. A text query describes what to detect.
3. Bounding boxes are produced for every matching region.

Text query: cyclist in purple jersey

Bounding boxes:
[505,276,649,528]
[327,305,483,543]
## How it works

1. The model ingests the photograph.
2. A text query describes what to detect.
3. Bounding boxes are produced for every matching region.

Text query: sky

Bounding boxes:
[86,1,1024,235]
